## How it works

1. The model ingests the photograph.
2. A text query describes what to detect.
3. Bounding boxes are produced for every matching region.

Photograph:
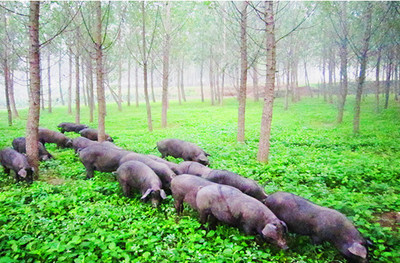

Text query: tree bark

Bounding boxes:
[81,61,87,107]
[118,58,122,111]
[384,59,392,109]
[181,58,186,102]
[9,70,19,118]
[59,50,65,106]
[75,55,80,124]
[353,3,372,135]
[161,2,171,128]
[86,58,94,123]
[328,49,334,104]
[127,58,131,106]
[253,65,259,102]
[47,53,52,113]
[68,50,72,114]
[142,1,153,132]
[95,1,106,142]
[150,62,156,102]
[375,48,381,113]
[257,1,276,163]
[177,67,182,104]
[200,61,204,102]
[337,2,348,123]
[26,0,41,175]
[209,48,215,106]
[3,52,12,126]
[237,1,248,143]
[135,65,139,107]
[284,63,290,111]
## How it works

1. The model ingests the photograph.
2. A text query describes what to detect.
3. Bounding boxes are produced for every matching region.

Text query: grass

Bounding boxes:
[0,95,399,262]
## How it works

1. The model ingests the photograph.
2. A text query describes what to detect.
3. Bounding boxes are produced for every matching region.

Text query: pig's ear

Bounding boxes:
[280,220,288,233]
[261,223,276,236]
[160,189,167,199]
[141,189,153,200]
[18,169,27,178]
[348,243,367,259]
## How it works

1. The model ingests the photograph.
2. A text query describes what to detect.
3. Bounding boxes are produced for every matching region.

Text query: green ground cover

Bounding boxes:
[0,97,399,262]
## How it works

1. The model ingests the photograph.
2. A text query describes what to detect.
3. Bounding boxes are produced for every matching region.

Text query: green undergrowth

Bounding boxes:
[0,96,399,262]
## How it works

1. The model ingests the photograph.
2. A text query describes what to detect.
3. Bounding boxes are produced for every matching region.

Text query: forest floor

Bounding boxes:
[0,96,399,262]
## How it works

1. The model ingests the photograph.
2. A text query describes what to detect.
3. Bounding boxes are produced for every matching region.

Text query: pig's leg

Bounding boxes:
[84,164,95,179]
[311,235,322,245]
[174,197,184,214]
[121,183,131,197]
[207,214,218,230]
[2,166,10,175]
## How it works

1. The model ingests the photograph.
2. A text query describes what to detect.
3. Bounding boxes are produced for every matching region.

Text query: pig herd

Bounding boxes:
[0,122,370,262]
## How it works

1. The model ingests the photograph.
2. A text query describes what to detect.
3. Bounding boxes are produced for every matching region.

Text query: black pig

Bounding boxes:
[0,148,34,183]
[265,192,369,263]
[171,174,217,214]
[196,184,288,250]
[38,128,72,148]
[157,139,210,165]
[175,161,268,203]
[115,160,166,207]
[79,128,113,142]
[12,137,53,161]
[120,152,175,191]
[79,143,129,179]
[57,122,88,133]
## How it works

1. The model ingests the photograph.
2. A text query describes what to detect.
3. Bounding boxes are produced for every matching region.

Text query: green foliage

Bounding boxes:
[0,97,399,262]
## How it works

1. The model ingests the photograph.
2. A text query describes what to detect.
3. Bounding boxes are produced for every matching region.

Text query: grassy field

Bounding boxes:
[0,96,399,262]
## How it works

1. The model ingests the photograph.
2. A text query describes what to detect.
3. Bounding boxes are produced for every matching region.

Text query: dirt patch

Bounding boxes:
[41,176,65,185]
[376,212,400,230]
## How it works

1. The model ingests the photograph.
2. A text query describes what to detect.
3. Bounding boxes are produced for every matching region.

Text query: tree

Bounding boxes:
[237,1,248,143]
[257,1,276,163]
[26,0,40,174]
[353,2,373,134]
[161,2,171,128]
[95,1,106,142]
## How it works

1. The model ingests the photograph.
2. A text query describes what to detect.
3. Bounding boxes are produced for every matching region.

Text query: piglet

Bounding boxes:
[115,160,167,207]
[0,148,34,183]
[265,191,369,263]
[157,138,210,165]
[171,174,217,214]
[196,184,288,250]
[12,137,53,161]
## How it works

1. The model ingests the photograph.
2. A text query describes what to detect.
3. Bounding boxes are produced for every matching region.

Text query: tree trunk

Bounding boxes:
[221,67,225,105]
[237,1,248,143]
[26,0,41,175]
[47,53,52,113]
[59,50,64,106]
[142,1,153,132]
[328,50,334,104]
[127,58,131,106]
[304,60,312,97]
[3,55,12,126]
[253,65,259,102]
[9,70,19,118]
[209,48,215,106]
[81,61,87,107]
[337,2,348,123]
[87,58,94,123]
[95,1,106,142]
[177,68,182,104]
[150,62,156,102]
[353,3,372,135]
[375,48,381,113]
[257,1,275,163]
[284,60,290,110]
[322,52,327,102]
[181,59,186,102]
[118,58,122,111]
[161,2,171,128]
[135,65,139,107]
[75,55,80,124]
[394,63,399,101]
[200,61,204,102]
[68,50,72,114]
[384,59,392,109]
